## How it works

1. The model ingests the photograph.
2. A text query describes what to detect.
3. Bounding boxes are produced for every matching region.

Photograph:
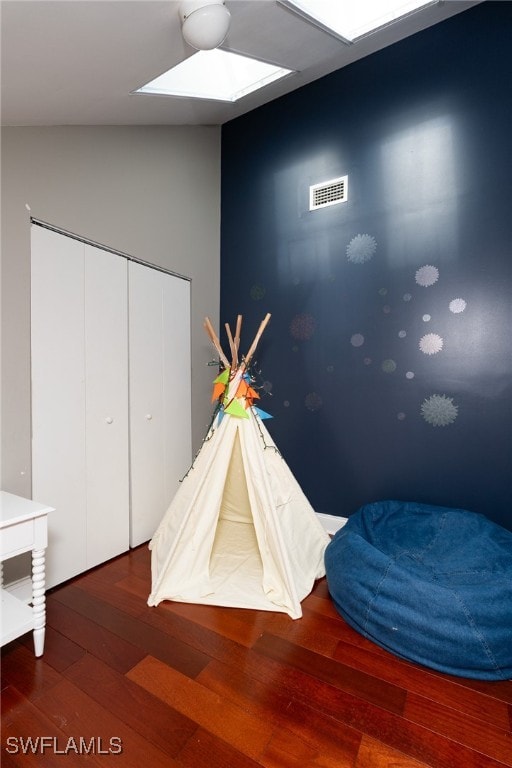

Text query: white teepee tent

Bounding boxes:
[148,314,330,619]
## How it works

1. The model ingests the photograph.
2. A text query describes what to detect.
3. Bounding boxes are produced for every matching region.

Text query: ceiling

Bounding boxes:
[0,0,481,127]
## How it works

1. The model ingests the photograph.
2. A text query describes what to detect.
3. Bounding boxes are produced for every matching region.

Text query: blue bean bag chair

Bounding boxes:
[325,500,512,680]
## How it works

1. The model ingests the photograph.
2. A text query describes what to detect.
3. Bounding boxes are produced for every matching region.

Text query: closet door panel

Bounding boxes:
[162,275,192,503]
[129,263,191,547]
[129,263,166,547]
[84,245,129,568]
[31,226,87,588]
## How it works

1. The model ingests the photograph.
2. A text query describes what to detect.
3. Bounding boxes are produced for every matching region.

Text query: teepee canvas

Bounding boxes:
[148,314,330,619]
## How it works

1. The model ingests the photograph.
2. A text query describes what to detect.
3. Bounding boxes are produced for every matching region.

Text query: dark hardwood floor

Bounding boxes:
[2,545,511,767]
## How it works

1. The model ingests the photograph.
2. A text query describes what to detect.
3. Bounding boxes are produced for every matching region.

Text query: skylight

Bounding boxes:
[280,0,437,42]
[134,49,294,103]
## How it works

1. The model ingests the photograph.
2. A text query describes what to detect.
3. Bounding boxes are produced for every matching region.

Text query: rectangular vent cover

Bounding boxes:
[309,175,348,210]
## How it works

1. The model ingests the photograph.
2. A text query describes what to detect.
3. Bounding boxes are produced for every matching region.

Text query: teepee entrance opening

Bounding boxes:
[209,431,265,606]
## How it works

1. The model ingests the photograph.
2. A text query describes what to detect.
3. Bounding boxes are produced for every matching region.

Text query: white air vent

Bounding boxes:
[309,175,348,210]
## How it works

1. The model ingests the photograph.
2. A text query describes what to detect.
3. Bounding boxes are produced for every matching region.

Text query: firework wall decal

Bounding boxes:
[381,359,397,373]
[346,234,377,264]
[421,394,458,427]
[250,283,266,300]
[290,313,316,340]
[419,333,444,355]
[449,298,467,313]
[350,333,365,347]
[305,392,323,412]
[415,264,439,287]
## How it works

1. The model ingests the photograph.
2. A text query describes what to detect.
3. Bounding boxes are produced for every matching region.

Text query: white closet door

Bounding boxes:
[31,226,87,588]
[129,262,191,547]
[31,227,130,588]
[84,244,129,569]
[162,273,192,504]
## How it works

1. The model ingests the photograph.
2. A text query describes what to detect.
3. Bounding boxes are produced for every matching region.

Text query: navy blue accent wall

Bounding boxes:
[220,2,512,529]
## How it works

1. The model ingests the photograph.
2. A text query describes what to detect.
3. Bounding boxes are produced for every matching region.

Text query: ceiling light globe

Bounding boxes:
[180,0,231,50]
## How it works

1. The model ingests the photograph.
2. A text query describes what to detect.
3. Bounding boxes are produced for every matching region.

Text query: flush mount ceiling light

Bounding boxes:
[279,0,438,43]
[134,49,294,102]
[179,0,231,50]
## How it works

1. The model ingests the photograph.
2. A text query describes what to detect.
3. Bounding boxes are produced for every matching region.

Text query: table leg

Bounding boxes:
[32,548,46,656]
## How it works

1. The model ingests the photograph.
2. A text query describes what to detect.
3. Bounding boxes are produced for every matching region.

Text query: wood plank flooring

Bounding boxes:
[2,545,511,767]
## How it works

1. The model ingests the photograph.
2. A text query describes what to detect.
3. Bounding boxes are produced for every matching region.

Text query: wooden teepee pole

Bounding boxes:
[224,322,237,366]
[204,317,230,369]
[244,313,271,367]
[233,315,242,367]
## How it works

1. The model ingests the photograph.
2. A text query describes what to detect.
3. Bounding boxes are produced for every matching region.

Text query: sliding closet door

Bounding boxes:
[128,262,191,547]
[31,226,87,587]
[31,227,129,588]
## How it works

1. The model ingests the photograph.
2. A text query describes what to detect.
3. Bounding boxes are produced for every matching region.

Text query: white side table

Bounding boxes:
[0,491,53,656]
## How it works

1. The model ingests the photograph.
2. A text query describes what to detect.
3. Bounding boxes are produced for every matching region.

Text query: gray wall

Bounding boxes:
[1,125,221,501]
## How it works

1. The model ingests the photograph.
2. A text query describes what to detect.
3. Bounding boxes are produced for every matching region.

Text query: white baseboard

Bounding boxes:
[316,512,348,536]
